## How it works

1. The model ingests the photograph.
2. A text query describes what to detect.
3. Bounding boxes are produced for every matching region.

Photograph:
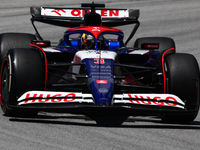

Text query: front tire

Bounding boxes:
[0,48,44,117]
[161,53,199,123]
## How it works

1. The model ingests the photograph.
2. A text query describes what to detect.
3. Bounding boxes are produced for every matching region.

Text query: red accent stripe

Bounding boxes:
[162,48,175,93]
[29,43,47,91]
[0,59,7,105]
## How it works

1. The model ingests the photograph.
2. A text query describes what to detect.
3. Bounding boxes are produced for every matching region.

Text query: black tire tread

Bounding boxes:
[1,48,44,117]
[161,53,199,123]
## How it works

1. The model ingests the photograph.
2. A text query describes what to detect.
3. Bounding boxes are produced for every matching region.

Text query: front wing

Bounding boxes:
[6,91,196,115]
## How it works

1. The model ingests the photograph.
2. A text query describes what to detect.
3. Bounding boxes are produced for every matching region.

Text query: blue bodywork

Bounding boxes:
[84,59,114,105]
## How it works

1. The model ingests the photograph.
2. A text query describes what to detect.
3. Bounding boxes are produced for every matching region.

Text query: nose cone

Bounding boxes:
[84,58,114,105]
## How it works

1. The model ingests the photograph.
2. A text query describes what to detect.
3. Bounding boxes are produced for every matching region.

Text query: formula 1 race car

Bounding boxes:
[0,3,199,125]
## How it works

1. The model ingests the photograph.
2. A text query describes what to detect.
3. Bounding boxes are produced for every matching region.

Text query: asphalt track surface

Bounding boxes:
[0,0,200,149]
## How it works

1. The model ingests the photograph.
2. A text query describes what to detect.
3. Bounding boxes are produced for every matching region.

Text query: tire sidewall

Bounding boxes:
[1,48,44,106]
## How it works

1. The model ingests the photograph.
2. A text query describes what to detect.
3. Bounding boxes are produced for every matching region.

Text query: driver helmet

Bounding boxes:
[81,33,94,49]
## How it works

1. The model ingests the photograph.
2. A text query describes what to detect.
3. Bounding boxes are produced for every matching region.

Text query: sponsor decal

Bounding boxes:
[94,58,105,64]
[127,94,178,106]
[92,27,100,32]
[17,91,93,105]
[41,8,129,18]
[114,94,184,109]
[96,80,108,84]
[86,51,92,54]
[99,88,108,93]
[51,9,66,16]
[71,9,82,17]
[24,93,76,103]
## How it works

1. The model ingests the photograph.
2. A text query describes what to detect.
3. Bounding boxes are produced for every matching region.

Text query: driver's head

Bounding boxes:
[81,33,94,49]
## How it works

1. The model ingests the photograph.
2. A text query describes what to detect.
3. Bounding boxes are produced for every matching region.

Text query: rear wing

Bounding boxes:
[30,4,140,45]
[31,7,139,27]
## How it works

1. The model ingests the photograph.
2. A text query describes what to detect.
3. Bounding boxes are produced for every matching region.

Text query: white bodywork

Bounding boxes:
[72,50,117,79]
